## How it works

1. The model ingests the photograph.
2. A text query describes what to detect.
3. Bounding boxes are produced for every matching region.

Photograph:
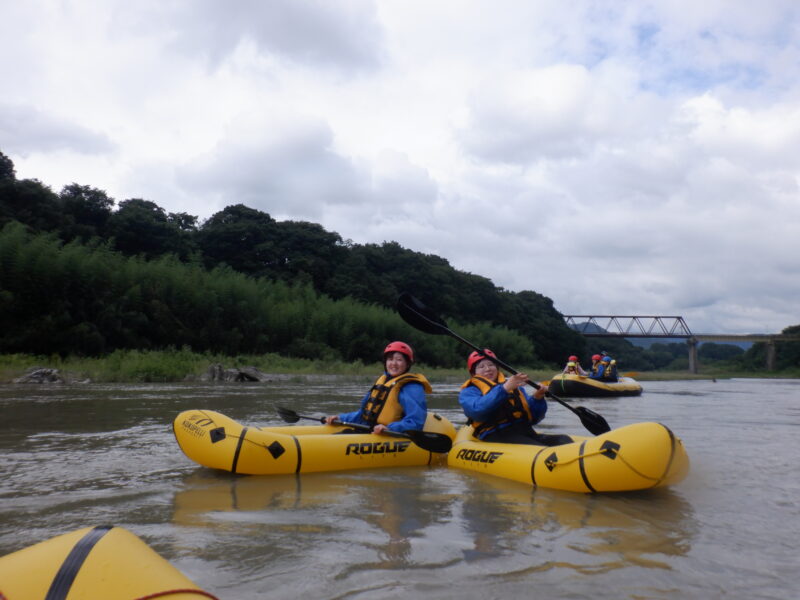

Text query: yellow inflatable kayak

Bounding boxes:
[0,526,215,600]
[547,373,643,397]
[173,409,456,475]
[448,422,689,493]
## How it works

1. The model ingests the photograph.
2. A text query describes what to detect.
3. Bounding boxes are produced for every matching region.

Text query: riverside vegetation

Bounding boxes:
[2,149,798,377]
[1,349,790,385]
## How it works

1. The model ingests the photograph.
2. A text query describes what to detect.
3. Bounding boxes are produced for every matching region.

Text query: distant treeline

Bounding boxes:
[0,222,542,367]
[1,149,796,370]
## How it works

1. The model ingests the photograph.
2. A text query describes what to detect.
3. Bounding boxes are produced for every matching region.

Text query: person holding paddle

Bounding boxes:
[562,354,588,375]
[324,341,431,435]
[459,349,573,446]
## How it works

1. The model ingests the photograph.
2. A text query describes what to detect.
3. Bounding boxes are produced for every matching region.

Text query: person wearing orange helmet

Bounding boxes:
[324,341,431,434]
[458,349,572,446]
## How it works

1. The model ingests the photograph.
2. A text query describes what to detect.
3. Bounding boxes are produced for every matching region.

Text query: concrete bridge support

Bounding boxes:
[766,341,776,371]
[687,338,698,374]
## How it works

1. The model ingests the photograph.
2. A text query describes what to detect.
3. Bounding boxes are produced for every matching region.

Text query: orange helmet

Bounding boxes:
[467,349,497,373]
[383,341,414,363]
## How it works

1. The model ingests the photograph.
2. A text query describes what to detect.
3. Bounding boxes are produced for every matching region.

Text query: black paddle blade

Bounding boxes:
[574,406,611,435]
[275,405,301,423]
[404,430,453,453]
[396,293,450,336]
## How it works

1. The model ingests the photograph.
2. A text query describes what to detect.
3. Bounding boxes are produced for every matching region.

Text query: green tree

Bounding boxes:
[0,151,15,180]
[273,220,347,289]
[698,342,744,361]
[0,177,63,232]
[197,204,279,276]
[59,183,115,241]
[108,198,196,260]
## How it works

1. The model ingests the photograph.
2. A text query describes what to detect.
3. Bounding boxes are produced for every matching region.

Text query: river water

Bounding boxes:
[1,378,798,599]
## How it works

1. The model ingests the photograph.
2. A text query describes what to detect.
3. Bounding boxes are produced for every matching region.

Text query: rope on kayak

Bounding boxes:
[132,589,220,600]
[546,449,661,482]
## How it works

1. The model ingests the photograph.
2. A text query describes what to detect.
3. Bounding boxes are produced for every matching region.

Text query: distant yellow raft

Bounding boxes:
[0,526,214,600]
[547,373,643,397]
[448,422,689,493]
[173,409,456,475]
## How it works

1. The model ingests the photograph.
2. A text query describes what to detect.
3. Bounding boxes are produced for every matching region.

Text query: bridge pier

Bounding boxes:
[766,341,776,371]
[687,338,698,374]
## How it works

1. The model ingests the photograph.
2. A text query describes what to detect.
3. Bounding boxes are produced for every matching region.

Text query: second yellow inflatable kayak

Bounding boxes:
[448,421,689,493]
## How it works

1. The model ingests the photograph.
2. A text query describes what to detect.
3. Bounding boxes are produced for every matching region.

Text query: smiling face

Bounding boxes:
[385,352,410,377]
[473,358,498,381]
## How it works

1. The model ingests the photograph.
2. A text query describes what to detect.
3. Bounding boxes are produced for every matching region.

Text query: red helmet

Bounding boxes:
[467,349,497,373]
[568,355,578,361]
[591,354,601,361]
[384,341,414,363]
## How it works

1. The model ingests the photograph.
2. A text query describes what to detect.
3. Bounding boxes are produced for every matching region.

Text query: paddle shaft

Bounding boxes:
[291,412,399,436]
[438,326,583,416]
[395,292,611,435]
[277,408,452,453]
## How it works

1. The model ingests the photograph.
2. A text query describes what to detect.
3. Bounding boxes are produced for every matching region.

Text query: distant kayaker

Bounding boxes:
[589,353,602,375]
[590,356,618,382]
[562,355,588,375]
[458,349,573,446]
[606,359,619,381]
[324,341,430,435]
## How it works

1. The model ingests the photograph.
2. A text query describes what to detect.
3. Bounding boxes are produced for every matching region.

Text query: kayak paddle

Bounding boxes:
[396,292,612,435]
[275,405,453,453]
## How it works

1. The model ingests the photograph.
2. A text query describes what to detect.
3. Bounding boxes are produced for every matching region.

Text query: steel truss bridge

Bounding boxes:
[562,315,800,372]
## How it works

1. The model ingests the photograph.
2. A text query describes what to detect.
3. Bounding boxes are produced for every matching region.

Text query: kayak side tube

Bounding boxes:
[173,409,456,475]
[0,526,211,600]
[547,373,643,397]
[447,422,689,493]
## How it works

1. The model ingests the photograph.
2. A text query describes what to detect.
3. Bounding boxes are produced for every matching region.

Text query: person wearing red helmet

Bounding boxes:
[459,349,572,446]
[561,354,588,376]
[590,355,618,382]
[324,341,430,434]
[590,354,602,376]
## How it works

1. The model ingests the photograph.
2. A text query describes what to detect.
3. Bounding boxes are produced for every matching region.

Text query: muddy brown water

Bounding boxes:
[1,378,798,599]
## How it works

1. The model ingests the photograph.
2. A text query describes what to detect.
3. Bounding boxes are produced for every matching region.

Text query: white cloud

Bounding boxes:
[2,0,800,335]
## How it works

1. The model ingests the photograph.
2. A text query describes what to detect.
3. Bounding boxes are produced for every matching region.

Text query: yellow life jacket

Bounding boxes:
[460,373,533,438]
[360,372,432,426]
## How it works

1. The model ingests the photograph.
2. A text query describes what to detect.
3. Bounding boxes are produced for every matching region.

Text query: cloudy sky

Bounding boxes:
[2,1,799,335]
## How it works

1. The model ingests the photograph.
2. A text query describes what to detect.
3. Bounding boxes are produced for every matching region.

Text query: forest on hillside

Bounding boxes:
[2,150,796,370]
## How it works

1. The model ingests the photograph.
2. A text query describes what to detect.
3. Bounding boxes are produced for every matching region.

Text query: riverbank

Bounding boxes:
[0,350,794,384]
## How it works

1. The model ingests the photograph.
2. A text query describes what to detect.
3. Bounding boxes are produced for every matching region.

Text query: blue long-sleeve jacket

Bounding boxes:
[337,376,428,433]
[458,382,547,433]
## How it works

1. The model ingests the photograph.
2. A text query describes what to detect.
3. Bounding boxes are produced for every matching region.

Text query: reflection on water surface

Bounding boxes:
[1,379,798,599]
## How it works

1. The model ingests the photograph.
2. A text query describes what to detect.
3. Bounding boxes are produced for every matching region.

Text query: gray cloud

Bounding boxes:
[176,115,368,220]
[0,103,114,156]
[120,0,384,71]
